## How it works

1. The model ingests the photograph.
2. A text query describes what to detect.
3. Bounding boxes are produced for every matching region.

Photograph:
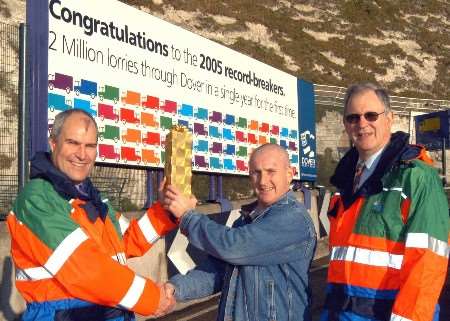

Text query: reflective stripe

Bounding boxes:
[391,313,411,321]
[112,252,127,265]
[405,233,449,258]
[118,215,130,235]
[46,228,88,274]
[383,187,407,199]
[138,215,159,244]
[15,228,88,281]
[331,246,403,269]
[119,275,146,309]
[16,267,52,280]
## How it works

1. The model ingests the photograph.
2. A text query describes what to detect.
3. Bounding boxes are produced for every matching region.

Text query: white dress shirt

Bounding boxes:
[355,147,386,190]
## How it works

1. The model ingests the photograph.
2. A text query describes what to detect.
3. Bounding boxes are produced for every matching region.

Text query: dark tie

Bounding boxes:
[353,162,365,193]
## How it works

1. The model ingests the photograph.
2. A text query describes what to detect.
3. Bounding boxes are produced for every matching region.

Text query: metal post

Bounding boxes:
[27,1,49,158]
[209,175,216,201]
[408,111,414,143]
[301,186,312,211]
[442,137,447,185]
[217,175,223,199]
[143,170,154,208]
[157,169,164,189]
[18,23,28,191]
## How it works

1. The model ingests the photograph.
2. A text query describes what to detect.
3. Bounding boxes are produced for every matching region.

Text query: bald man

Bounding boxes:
[162,143,316,321]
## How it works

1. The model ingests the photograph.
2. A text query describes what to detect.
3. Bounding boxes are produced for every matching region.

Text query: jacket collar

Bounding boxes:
[30,152,108,221]
[330,131,423,208]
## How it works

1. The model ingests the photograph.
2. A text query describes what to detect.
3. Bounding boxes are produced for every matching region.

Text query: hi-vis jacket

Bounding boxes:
[321,132,449,321]
[7,153,177,321]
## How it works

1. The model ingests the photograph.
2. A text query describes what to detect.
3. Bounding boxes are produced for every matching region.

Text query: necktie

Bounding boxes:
[353,162,365,193]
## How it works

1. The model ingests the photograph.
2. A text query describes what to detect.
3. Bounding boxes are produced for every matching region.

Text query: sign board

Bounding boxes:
[27,0,317,180]
[298,80,316,180]
[415,110,450,150]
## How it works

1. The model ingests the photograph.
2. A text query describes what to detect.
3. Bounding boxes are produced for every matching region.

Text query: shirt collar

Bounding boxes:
[360,146,385,172]
[75,183,89,197]
[244,190,294,221]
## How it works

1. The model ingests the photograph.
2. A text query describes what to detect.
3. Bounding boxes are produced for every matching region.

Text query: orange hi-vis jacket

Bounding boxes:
[7,177,177,321]
[322,132,449,321]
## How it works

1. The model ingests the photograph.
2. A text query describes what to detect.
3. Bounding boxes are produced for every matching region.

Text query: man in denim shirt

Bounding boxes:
[163,143,316,321]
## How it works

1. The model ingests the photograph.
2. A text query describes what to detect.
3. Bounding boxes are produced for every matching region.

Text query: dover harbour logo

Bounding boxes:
[300,130,316,168]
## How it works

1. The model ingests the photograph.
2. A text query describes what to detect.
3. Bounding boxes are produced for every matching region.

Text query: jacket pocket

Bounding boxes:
[266,280,276,321]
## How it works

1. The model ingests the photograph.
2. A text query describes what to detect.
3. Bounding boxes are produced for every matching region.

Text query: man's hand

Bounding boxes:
[164,282,176,301]
[162,185,197,218]
[152,283,176,317]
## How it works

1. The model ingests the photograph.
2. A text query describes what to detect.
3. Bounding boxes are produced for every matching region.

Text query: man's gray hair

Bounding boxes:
[49,109,98,141]
[343,82,391,114]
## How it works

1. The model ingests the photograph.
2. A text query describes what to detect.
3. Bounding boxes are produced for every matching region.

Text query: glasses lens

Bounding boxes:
[345,111,383,124]
[364,112,380,122]
[345,114,360,124]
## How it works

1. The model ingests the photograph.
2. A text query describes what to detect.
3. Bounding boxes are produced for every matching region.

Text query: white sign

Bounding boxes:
[47,0,301,177]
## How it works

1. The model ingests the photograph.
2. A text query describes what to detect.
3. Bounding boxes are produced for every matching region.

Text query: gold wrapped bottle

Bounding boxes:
[164,125,193,195]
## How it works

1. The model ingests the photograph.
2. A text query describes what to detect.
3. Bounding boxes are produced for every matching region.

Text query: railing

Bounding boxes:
[314,83,450,114]
[0,175,18,219]
[0,21,19,219]
[90,176,128,209]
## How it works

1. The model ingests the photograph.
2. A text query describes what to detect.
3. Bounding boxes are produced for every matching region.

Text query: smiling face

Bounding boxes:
[249,145,294,209]
[49,113,98,184]
[344,89,393,160]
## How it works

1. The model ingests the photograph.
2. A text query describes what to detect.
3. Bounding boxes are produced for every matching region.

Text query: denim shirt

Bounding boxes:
[170,191,317,321]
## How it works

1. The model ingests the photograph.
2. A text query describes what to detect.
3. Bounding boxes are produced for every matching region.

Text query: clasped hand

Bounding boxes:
[160,184,197,219]
[151,283,177,317]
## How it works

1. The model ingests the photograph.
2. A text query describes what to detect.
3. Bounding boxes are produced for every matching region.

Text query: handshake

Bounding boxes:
[153,282,177,317]
[151,183,197,317]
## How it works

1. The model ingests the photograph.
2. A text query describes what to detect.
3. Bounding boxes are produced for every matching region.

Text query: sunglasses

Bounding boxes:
[344,111,386,124]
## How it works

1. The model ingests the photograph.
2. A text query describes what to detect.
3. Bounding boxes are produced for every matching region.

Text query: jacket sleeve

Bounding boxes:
[169,256,225,301]
[391,165,449,321]
[8,188,164,316]
[119,202,178,258]
[178,201,316,266]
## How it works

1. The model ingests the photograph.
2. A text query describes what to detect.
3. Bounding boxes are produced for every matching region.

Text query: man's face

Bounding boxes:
[49,113,97,184]
[249,147,293,209]
[344,90,393,159]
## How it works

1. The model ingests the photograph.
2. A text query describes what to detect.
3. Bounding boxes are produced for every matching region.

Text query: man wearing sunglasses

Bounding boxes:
[321,83,449,321]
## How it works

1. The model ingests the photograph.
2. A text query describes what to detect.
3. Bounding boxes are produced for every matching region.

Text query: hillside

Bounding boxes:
[1,0,449,98]
[124,0,450,100]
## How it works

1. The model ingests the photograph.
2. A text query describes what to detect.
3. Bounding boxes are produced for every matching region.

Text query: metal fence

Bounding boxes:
[0,22,19,218]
